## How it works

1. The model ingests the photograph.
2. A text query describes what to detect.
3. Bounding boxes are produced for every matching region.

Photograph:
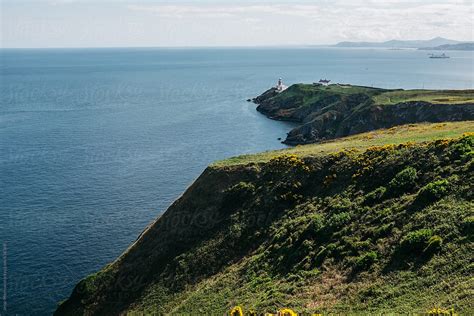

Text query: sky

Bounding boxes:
[1,0,473,48]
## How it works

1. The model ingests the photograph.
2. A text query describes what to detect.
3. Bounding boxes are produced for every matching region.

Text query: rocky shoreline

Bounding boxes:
[252,84,474,145]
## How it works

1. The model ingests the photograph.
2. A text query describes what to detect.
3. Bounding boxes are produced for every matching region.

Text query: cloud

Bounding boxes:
[2,0,473,47]
[125,1,473,40]
[126,1,473,23]
[126,4,311,19]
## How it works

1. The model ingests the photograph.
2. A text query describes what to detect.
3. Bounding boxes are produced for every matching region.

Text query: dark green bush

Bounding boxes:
[354,251,378,270]
[373,223,393,238]
[416,179,450,205]
[450,135,473,159]
[327,212,351,228]
[388,167,418,193]
[329,197,353,213]
[300,240,314,253]
[224,182,255,204]
[461,216,474,236]
[364,186,387,205]
[307,214,324,234]
[400,228,433,253]
[423,235,443,254]
[314,246,328,264]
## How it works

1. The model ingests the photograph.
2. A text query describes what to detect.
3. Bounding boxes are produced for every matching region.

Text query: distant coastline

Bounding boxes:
[419,43,474,51]
[333,37,472,49]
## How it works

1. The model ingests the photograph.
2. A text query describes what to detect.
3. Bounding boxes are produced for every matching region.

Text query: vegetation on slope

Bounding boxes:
[56,123,474,315]
[215,121,474,166]
[254,84,474,144]
[373,90,474,105]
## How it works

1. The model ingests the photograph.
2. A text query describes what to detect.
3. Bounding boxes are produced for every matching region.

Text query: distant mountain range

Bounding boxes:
[419,43,474,51]
[333,37,465,49]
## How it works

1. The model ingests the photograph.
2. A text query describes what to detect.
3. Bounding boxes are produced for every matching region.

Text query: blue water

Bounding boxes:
[1,47,473,315]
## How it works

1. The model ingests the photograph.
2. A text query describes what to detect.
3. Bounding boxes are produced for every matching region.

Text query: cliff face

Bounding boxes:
[55,165,259,315]
[56,131,474,315]
[254,84,474,144]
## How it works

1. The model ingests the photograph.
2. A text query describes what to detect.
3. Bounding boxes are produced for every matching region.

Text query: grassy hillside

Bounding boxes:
[56,122,473,315]
[254,84,474,144]
[215,121,474,166]
[373,90,474,105]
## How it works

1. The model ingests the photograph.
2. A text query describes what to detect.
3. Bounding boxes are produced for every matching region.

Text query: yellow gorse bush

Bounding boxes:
[230,306,244,316]
[268,154,311,173]
[434,139,452,148]
[350,140,424,179]
[426,307,458,316]
[231,307,300,316]
[229,306,458,316]
[279,308,298,316]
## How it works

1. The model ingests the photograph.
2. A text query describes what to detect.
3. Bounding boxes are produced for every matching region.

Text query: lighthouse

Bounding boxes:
[276,78,287,92]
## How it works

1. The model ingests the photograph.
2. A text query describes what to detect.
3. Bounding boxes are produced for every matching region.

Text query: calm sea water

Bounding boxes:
[1,47,473,315]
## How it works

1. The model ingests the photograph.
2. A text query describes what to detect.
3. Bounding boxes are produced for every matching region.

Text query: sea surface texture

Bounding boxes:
[0,47,473,314]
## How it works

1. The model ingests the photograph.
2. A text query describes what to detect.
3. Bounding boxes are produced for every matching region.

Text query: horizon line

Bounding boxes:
[2,38,473,50]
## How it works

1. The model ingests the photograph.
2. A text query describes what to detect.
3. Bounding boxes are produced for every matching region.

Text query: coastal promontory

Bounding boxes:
[253,84,474,144]
[56,121,473,315]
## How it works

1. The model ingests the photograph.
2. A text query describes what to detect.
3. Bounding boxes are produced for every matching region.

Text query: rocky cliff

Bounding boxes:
[56,124,473,315]
[254,84,474,144]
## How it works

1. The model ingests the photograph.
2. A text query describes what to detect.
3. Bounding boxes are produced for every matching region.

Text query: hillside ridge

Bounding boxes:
[253,84,474,145]
[56,123,474,315]
[333,37,460,48]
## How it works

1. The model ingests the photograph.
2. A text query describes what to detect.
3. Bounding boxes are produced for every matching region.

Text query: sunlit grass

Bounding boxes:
[373,90,474,105]
[213,121,474,166]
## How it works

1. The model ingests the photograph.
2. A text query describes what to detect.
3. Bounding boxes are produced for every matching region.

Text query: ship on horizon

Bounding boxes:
[429,53,450,59]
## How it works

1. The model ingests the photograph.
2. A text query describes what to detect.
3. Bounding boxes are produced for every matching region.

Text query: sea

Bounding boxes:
[1,47,473,315]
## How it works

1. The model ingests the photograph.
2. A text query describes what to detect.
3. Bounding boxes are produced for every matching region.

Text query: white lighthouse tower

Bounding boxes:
[276,77,287,92]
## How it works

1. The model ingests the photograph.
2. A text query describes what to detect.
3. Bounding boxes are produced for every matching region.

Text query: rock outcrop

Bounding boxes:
[254,84,474,144]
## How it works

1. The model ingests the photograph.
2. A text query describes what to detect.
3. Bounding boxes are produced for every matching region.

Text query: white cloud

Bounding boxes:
[126,4,314,19]
[2,0,473,47]
[125,1,473,42]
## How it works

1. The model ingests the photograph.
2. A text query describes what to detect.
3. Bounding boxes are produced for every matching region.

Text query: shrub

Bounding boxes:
[400,229,433,253]
[364,186,386,205]
[224,182,256,207]
[307,213,324,234]
[265,154,310,177]
[354,251,378,270]
[330,197,353,213]
[314,246,328,264]
[230,306,243,316]
[279,308,298,316]
[416,179,450,205]
[373,223,393,238]
[424,235,443,254]
[450,135,472,159]
[228,181,255,195]
[301,239,314,253]
[327,212,351,228]
[426,307,458,316]
[461,216,474,236]
[388,167,418,193]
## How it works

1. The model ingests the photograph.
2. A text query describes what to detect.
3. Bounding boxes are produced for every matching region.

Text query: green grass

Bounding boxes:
[214,121,474,166]
[129,134,474,315]
[271,84,474,107]
[255,84,473,145]
[295,83,383,95]
[270,83,384,108]
[57,129,474,315]
[373,89,474,105]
